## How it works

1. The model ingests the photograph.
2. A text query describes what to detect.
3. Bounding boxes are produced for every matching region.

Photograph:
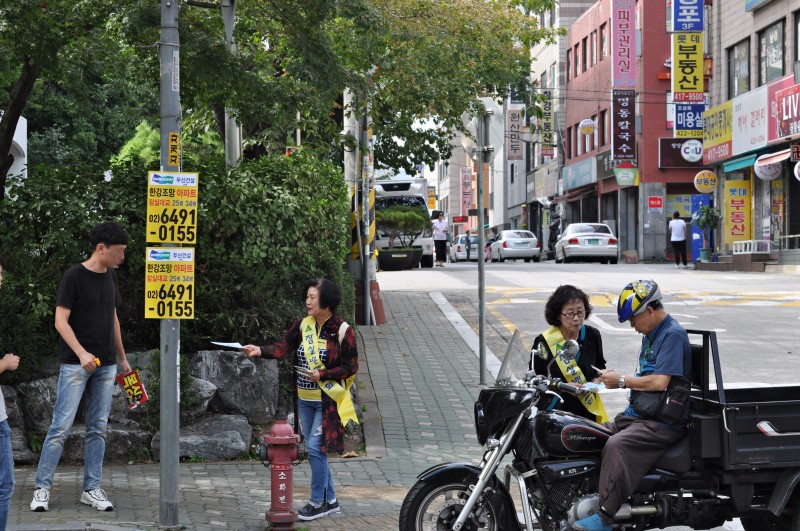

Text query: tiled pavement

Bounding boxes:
[8,291,489,530]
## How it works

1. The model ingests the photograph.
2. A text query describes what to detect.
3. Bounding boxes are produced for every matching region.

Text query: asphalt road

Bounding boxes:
[379,259,800,388]
[375,259,800,531]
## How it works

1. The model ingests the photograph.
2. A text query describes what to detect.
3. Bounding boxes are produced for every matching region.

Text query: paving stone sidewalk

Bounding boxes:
[8,291,485,531]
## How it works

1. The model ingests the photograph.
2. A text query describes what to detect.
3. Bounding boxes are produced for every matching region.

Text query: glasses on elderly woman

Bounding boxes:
[561,310,586,320]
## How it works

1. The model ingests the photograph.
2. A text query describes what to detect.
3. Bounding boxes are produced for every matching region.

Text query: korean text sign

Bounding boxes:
[612,0,636,87]
[146,171,199,244]
[723,180,751,244]
[145,247,195,319]
[702,100,732,165]
[672,0,703,32]
[612,89,636,160]
[506,109,524,160]
[672,33,704,102]
[541,90,555,157]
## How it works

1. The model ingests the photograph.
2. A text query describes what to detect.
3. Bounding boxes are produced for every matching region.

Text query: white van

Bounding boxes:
[374,178,435,268]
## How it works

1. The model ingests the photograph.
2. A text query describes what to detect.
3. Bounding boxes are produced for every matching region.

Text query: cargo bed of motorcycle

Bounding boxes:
[687,330,800,471]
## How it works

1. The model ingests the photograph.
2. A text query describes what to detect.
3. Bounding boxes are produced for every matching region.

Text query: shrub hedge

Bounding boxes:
[0,152,354,385]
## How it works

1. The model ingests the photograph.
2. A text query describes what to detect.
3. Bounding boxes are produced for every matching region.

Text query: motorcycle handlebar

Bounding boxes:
[555,381,581,396]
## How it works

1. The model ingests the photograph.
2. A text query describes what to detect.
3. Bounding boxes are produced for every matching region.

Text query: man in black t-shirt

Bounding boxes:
[31,222,131,513]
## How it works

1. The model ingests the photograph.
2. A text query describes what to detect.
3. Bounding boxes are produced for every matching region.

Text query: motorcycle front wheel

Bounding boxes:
[398,478,500,531]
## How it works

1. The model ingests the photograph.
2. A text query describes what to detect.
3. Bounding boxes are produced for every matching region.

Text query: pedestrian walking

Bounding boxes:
[432,212,449,267]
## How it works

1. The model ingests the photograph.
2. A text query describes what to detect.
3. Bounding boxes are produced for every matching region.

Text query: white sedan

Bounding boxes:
[489,230,541,263]
[554,223,619,264]
[449,234,479,262]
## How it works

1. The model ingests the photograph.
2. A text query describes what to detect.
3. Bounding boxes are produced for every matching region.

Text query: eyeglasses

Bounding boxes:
[561,310,586,320]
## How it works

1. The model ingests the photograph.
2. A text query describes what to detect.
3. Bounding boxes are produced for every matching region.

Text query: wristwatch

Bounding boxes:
[618,375,626,389]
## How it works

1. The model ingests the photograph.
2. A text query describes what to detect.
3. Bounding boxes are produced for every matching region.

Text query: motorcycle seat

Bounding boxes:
[652,435,692,473]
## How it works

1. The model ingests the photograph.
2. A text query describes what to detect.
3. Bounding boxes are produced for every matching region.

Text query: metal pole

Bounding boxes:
[476,113,486,385]
[221,0,241,168]
[158,0,180,526]
[360,111,372,326]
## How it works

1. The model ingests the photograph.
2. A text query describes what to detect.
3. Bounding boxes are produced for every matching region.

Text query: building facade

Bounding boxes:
[703,0,800,263]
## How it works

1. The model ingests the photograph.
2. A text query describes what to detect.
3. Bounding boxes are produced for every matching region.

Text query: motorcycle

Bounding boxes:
[399,337,749,531]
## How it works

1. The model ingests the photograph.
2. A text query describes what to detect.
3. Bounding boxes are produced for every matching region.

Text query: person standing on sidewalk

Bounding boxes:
[242,278,359,522]
[1,256,22,530]
[669,211,689,268]
[30,222,131,513]
[432,212,449,267]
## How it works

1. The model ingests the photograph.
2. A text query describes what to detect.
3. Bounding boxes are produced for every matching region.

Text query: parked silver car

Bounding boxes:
[489,230,541,263]
[449,234,479,262]
[554,223,619,264]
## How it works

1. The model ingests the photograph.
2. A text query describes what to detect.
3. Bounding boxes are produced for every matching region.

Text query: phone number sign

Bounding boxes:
[145,247,195,319]
[146,171,199,244]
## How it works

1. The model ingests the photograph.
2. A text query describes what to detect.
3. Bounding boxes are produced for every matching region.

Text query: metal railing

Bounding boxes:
[774,234,800,251]
[732,240,773,254]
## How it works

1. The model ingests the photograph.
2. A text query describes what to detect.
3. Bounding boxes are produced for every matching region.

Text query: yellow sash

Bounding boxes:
[542,326,608,423]
[300,316,359,426]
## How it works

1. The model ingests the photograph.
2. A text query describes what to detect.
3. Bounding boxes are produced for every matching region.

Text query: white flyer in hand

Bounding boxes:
[211,341,244,349]
[581,382,606,393]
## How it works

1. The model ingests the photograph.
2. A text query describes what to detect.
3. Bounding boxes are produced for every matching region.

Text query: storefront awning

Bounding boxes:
[754,148,791,168]
[722,154,758,173]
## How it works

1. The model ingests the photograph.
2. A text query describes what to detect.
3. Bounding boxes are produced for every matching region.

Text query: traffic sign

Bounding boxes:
[145,247,195,319]
[146,171,199,244]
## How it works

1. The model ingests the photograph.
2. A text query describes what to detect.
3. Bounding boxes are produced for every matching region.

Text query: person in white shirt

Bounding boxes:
[432,212,449,267]
[668,211,689,268]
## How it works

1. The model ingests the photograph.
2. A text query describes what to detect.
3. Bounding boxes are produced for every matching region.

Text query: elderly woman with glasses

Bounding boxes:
[530,284,608,423]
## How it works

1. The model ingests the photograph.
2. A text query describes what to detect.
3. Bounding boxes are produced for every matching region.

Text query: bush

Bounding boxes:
[0,151,353,379]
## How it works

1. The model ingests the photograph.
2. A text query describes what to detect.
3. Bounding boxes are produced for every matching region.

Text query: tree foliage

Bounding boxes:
[375,206,432,248]
[0,152,353,372]
[1,0,560,188]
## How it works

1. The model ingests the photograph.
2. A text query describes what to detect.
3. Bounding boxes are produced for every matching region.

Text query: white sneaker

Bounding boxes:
[80,488,114,511]
[30,488,49,512]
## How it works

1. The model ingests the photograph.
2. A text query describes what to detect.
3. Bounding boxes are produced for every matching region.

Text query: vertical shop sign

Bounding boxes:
[672,33,704,102]
[672,0,703,31]
[723,180,751,243]
[767,74,795,143]
[460,168,472,217]
[612,89,636,160]
[541,90,554,157]
[611,0,636,87]
[506,109,524,160]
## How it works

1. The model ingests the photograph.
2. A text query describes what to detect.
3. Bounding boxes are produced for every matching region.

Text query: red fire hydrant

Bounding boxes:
[261,415,302,530]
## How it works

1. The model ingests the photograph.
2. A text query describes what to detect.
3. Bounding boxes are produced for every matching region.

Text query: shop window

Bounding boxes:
[759,20,784,86]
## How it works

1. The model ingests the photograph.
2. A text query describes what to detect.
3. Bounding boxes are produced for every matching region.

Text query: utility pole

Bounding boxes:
[221,0,241,168]
[475,109,493,385]
[158,0,180,526]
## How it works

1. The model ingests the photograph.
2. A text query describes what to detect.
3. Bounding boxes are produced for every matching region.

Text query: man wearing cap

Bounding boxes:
[572,279,691,531]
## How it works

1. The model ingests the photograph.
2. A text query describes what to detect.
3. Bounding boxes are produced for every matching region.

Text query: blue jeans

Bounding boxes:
[35,363,116,491]
[298,399,335,505]
[0,419,14,530]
